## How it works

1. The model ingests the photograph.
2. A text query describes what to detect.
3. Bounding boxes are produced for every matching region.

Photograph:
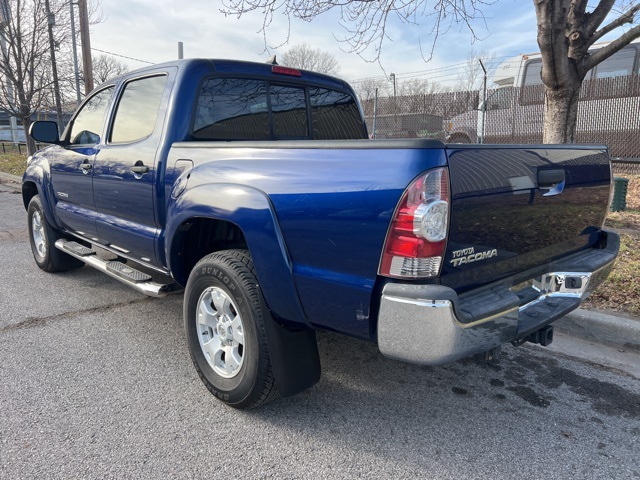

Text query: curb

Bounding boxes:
[0,172,22,192]
[554,308,640,352]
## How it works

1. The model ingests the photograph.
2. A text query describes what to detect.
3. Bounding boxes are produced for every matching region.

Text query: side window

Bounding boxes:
[193,78,269,140]
[309,87,365,140]
[69,87,114,145]
[110,75,167,143]
[487,87,514,110]
[270,85,308,138]
[593,48,635,78]
[523,60,543,86]
[520,60,544,105]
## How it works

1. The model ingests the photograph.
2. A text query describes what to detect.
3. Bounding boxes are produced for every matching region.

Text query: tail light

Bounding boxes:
[272,66,302,77]
[379,168,450,279]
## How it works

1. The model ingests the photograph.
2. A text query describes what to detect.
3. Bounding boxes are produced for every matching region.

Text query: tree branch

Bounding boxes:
[584,23,640,70]
[585,0,616,35]
[588,2,640,46]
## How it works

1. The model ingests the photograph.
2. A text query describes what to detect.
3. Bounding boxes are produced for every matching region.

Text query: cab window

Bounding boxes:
[69,87,114,145]
[309,87,365,139]
[270,84,308,138]
[110,75,167,144]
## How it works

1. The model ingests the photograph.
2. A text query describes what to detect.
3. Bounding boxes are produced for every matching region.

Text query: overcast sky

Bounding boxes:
[88,1,557,87]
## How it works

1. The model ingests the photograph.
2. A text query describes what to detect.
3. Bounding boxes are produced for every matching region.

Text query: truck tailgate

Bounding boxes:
[441,145,611,292]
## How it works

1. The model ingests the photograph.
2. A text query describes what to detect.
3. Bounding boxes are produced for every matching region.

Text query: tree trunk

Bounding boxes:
[22,117,36,156]
[542,82,582,144]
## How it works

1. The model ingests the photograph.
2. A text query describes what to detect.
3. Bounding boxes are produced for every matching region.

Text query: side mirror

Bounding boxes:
[29,121,61,144]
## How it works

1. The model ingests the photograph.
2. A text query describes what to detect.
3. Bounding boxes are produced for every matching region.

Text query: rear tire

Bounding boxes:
[184,249,279,409]
[27,195,84,272]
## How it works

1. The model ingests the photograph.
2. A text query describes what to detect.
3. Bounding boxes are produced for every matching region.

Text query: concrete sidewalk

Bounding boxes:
[2,169,639,352]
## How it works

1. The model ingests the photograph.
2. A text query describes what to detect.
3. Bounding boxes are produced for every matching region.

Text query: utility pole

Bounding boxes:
[78,0,93,94]
[44,0,63,131]
[0,0,19,144]
[69,0,81,105]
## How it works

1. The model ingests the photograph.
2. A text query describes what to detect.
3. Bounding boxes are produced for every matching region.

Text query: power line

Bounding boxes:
[91,47,154,65]
[349,55,515,84]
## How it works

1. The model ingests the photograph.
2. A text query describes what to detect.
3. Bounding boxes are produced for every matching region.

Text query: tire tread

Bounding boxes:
[190,249,279,408]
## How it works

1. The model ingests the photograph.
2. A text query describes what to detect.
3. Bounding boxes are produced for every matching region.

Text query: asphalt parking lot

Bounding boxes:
[1,186,639,479]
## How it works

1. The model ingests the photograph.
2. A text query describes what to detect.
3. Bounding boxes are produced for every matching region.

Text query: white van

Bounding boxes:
[446,39,640,158]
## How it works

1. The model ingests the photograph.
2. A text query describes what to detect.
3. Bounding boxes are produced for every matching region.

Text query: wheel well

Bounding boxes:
[171,218,248,286]
[22,182,38,210]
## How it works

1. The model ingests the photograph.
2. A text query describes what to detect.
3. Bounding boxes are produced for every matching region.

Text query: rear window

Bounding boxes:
[192,77,365,140]
[193,78,270,140]
[309,87,365,139]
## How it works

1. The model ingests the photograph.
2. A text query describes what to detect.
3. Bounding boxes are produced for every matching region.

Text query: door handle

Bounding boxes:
[80,160,92,173]
[131,161,149,174]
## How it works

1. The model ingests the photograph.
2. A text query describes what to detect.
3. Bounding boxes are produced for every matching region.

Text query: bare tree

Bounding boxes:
[222,0,640,144]
[397,78,443,96]
[0,0,56,154]
[456,49,501,91]
[535,1,640,143]
[280,43,340,75]
[353,77,389,102]
[92,54,129,85]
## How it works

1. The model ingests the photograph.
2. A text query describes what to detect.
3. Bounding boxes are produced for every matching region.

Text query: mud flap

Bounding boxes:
[262,317,322,398]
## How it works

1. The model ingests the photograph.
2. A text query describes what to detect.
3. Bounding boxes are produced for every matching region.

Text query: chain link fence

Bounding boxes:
[362,75,640,160]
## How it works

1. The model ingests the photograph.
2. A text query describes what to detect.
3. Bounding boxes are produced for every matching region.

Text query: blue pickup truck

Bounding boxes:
[23,59,619,408]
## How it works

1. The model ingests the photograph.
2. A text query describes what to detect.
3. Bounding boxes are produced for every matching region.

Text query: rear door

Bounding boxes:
[49,86,115,239]
[92,72,171,265]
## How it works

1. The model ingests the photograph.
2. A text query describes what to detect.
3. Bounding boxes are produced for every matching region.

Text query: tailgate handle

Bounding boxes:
[538,169,565,187]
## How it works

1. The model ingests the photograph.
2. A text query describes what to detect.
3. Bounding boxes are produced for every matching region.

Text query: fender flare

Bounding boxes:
[22,156,60,230]
[165,183,310,329]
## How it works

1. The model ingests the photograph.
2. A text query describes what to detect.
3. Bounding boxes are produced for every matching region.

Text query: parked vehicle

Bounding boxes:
[23,58,618,408]
[446,39,640,158]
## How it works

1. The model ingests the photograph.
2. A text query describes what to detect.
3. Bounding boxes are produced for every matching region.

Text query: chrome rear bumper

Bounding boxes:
[377,232,619,365]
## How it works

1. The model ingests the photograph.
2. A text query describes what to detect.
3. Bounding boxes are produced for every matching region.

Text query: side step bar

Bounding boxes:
[55,240,181,298]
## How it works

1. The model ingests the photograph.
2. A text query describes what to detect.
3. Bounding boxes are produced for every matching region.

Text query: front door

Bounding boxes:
[49,86,114,239]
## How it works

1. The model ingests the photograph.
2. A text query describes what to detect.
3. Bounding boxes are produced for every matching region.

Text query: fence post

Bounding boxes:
[478,59,487,144]
[372,88,378,139]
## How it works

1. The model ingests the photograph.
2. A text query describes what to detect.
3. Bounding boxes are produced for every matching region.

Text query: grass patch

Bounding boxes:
[0,150,28,177]
[606,210,640,231]
[583,233,640,317]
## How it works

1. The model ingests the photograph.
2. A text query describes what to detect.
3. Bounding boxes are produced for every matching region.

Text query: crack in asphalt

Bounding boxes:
[0,297,154,334]
[0,228,28,241]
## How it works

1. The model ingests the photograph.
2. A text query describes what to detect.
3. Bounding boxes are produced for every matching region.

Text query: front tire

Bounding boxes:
[184,250,278,409]
[27,195,83,272]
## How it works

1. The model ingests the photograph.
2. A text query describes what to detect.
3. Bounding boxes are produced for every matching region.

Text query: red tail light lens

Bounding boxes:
[379,168,450,278]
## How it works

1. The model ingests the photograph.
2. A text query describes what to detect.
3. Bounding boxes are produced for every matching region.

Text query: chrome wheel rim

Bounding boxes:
[31,211,47,258]
[196,287,245,378]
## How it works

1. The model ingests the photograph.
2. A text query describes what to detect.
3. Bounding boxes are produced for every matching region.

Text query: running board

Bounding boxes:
[55,240,181,298]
